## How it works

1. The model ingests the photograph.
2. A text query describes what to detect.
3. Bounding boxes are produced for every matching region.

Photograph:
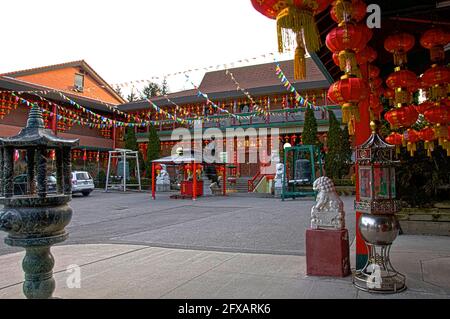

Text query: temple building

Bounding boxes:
[119,59,339,183]
[0,60,127,175]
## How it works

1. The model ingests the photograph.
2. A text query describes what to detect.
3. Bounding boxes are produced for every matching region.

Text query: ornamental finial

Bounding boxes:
[26,103,45,129]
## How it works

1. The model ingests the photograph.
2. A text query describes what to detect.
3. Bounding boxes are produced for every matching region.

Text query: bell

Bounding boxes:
[294,159,312,184]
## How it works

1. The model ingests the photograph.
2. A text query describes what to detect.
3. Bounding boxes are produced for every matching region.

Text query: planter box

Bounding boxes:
[396,207,450,236]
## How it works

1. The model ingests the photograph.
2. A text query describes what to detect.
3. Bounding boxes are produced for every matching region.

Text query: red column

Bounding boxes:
[52,104,57,135]
[355,99,371,269]
[112,116,117,150]
[222,165,226,196]
[192,162,197,201]
[151,162,156,200]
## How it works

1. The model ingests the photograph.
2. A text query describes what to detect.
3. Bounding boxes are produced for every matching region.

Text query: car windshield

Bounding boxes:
[48,176,57,183]
[76,172,91,180]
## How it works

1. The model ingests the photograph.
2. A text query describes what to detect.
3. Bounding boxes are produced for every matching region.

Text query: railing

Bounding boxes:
[248,172,275,193]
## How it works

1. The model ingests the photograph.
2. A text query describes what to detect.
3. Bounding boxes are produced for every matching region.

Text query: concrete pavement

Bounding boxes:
[1,192,449,299]
[1,235,449,299]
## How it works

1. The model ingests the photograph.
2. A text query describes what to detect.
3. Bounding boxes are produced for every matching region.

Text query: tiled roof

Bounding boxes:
[1,60,125,104]
[198,58,326,93]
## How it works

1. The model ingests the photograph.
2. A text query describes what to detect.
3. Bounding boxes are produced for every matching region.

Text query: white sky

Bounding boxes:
[1,0,293,93]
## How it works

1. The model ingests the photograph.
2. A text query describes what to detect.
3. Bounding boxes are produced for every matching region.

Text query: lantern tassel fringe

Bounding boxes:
[294,45,306,80]
[277,7,321,53]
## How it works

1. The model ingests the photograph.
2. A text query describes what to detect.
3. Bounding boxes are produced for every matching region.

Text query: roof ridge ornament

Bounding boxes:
[25,103,45,129]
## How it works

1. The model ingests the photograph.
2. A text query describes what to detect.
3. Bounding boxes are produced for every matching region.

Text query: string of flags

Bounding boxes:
[275,63,324,111]
[184,74,242,120]
[105,51,290,89]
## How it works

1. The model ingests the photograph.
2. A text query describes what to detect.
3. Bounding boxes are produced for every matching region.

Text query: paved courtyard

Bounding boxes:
[1,191,450,299]
[0,191,357,256]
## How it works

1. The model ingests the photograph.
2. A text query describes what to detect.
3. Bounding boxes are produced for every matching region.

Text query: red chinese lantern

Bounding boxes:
[424,102,450,125]
[414,101,434,115]
[330,0,367,25]
[386,69,418,106]
[384,105,419,129]
[422,65,450,86]
[418,127,436,157]
[369,93,383,119]
[384,32,416,66]
[368,65,380,79]
[385,132,403,154]
[370,77,383,90]
[421,65,450,100]
[326,23,369,75]
[356,46,377,66]
[327,75,369,132]
[403,129,420,156]
[420,27,449,63]
[250,0,332,79]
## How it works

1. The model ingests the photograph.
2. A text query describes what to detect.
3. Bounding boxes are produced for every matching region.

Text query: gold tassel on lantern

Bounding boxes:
[394,88,411,107]
[338,50,359,76]
[424,141,434,157]
[294,33,306,80]
[407,142,416,157]
[341,103,352,124]
[277,6,322,54]
[393,52,408,67]
[347,118,355,135]
[434,124,448,147]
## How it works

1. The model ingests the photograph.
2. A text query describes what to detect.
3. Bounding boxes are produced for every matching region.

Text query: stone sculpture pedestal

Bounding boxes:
[306,228,350,277]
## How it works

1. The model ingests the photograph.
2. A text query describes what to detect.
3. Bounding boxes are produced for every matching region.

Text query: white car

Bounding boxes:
[72,171,94,196]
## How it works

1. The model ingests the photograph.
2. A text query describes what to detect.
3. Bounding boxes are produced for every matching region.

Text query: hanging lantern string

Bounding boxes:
[0,87,131,118]
[10,91,168,128]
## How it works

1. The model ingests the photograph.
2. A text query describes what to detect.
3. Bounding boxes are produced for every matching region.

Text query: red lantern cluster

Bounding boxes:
[0,92,16,119]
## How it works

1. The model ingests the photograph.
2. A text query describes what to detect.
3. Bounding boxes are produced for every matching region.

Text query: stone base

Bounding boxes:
[156,184,170,192]
[274,187,282,198]
[306,228,350,277]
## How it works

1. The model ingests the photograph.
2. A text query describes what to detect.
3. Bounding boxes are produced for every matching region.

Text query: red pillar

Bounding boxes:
[151,162,156,200]
[222,165,226,196]
[112,115,117,150]
[355,99,371,269]
[192,162,197,201]
[52,104,57,135]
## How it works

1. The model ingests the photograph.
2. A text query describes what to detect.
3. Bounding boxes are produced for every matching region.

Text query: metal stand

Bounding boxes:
[105,149,142,192]
[353,243,406,293]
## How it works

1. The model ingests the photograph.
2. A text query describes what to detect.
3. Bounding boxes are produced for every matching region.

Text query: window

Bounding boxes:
[74,73,84,92]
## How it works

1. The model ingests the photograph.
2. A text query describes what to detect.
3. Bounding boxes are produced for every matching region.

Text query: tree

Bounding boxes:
[147,124,161,176]
[302,107,320,146]
[161,78,169,95]
[114,85,124,99]
[325,110,352,179]
[127,89,139,102]
[141,82,163,99]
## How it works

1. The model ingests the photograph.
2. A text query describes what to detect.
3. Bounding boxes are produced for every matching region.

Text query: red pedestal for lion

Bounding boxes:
[306,228,351,277]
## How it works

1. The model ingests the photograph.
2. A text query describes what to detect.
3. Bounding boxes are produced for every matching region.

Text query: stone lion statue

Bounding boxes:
[311,176,345,230]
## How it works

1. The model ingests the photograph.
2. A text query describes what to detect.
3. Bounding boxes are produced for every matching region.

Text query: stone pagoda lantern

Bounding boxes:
[353,121,406,293]
[0,103,78,299]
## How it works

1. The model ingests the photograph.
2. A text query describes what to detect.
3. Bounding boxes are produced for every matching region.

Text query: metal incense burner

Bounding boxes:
[0,103,78,298]
[352,122,406,294]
